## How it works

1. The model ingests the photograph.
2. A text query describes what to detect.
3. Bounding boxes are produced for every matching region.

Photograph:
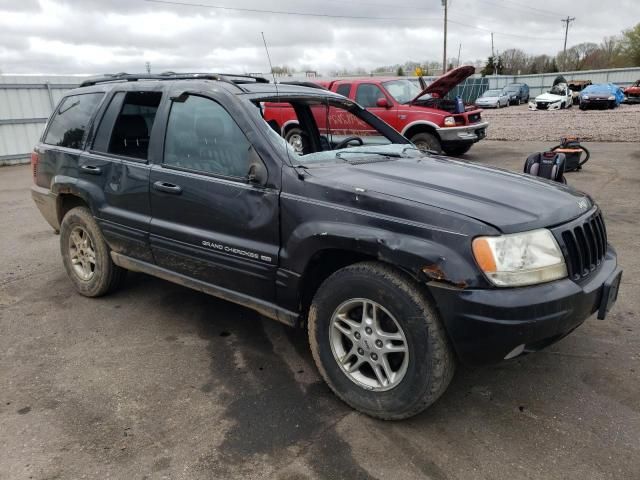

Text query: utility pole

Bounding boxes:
[561,16,576,54]
[457,43,462,67]
[442,0,447,74]
[145,61,151,74]
[491,32,496,75]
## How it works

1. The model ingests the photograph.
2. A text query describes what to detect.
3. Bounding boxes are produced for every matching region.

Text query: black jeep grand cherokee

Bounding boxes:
[31,73,622,420]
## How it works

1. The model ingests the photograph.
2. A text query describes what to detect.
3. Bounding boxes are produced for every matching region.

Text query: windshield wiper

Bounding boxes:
[335,150,403,160]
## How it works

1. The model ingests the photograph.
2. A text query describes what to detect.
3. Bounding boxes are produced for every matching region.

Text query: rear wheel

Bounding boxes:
[411,132,442,154]
[308,262,455,420]
[60,206,126,297]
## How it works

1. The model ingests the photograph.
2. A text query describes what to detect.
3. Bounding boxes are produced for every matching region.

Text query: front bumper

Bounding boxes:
[529,101,562,110]
[437,121,488,144]
[580,98,613,108]
[624,95,640,104]
[31,185,60,231]
[429,248,620,365]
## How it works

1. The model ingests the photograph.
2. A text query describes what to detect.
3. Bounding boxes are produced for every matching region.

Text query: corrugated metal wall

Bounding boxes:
[487,67,640,98]
[0,75,82,165]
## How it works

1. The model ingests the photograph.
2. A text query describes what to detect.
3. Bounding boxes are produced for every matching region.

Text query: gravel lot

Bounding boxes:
[482,103,640,142]
[1,142,639,479]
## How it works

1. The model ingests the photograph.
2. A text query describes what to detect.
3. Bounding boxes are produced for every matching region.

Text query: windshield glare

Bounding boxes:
[382,79,422,103]
[483,90,502,97]
[550,85,566,95]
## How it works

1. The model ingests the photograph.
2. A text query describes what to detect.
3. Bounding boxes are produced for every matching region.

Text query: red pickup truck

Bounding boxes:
[263,66,488,156]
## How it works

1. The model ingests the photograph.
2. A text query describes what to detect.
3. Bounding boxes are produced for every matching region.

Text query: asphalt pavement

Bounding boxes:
[0,141,638,479]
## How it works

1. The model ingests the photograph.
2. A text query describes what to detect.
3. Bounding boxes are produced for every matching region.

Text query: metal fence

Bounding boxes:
[0,75,82,165]
[486,67,640,99]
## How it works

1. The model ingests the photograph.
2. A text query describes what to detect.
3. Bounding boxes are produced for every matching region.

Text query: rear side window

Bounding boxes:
[94,91,162,160]
[336,84,351,97]
[44,93,104,149]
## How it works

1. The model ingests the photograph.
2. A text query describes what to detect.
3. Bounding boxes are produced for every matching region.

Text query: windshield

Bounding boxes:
[482,90,502,97]
[549,84,567,95]
[257,98,413,165]
[382,79,422,104]
[505,85,520,92]
[584,85,610,94]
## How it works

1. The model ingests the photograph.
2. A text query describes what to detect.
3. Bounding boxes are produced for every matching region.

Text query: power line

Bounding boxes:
[144,0,440,21]
[142,0,562,41]
[474,0,561,19]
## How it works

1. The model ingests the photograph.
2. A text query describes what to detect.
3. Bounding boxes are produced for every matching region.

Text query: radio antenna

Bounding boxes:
[261,32,278,87]
[261,31,297,171]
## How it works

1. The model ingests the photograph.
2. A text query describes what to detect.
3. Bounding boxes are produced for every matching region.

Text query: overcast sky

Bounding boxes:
[0,0,638,75]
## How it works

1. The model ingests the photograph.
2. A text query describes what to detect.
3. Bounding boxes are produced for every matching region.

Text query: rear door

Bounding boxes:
[84,88,163,262]
[148,92,279,302]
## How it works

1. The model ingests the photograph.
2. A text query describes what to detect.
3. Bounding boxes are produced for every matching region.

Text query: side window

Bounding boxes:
[355,84,386,108]
[336,84,351,97]
[102,91,162,160]
[44,93,104,149]
[164,95,252,178]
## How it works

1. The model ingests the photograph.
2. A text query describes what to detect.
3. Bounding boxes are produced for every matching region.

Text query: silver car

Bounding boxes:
[474,89,510,108]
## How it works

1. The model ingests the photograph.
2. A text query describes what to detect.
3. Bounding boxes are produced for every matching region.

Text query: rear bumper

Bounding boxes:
[429,248,620,366]
[31,185,60,231]
[437,121,488,144]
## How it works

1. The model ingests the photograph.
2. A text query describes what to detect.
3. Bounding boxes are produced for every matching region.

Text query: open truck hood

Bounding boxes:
[411,65,475,102]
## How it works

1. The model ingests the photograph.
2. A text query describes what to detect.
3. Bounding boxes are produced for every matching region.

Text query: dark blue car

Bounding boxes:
[579,83,625,109]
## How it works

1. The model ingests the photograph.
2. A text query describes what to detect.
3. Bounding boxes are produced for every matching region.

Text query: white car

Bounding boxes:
[529,83,573,110]
[475,89,510,108]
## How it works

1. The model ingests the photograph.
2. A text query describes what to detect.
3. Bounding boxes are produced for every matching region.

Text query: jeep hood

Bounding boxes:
[310,157,591,234]
[412,65,475,102]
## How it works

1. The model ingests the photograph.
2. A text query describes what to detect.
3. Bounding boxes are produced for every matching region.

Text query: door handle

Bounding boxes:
[153,181,182,194]
[80,165,102,175]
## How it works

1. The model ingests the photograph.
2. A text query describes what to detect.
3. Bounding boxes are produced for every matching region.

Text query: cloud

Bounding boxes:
[0,0,638,74]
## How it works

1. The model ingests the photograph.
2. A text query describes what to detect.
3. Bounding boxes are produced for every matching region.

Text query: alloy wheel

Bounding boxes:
[329,298,409,391]
[68,226,97,281]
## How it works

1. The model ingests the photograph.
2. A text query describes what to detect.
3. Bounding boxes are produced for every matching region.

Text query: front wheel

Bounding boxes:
[60,206,126,297]
[443,143,472,156]
[284,127,305,155]
[308,262,455,420]
[411,132,442,154]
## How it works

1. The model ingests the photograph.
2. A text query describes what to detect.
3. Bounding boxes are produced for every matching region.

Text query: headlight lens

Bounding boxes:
[472,229,567,287]
[443,116,456,127]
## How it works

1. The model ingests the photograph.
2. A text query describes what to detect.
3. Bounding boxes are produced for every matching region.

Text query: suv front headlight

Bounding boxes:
[443,116,456,127]
[472,229,567,287]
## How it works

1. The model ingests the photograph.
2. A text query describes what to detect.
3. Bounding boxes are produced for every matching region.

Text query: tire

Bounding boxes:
[308,261,455,420]
[284,127,304,154]
[60,206,126,297]
[410,132,442,154]
[443,143,472,156]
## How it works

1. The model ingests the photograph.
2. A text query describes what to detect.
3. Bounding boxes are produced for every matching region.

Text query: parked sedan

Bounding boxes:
[579,83,625,110]
[475,89,509,108]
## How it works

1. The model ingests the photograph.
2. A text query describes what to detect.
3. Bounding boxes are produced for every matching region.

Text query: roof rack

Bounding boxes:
[79,72,270,90]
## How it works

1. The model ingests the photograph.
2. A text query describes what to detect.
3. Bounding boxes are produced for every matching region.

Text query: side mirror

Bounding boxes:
[246,146,268,186]
[376,98,391,108]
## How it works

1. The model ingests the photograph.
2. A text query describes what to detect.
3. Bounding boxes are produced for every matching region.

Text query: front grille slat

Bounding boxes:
[558,210,608,280]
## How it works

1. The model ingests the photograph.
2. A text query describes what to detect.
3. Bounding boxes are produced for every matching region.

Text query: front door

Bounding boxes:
[149,93,279,302]
[354,83,398,129]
